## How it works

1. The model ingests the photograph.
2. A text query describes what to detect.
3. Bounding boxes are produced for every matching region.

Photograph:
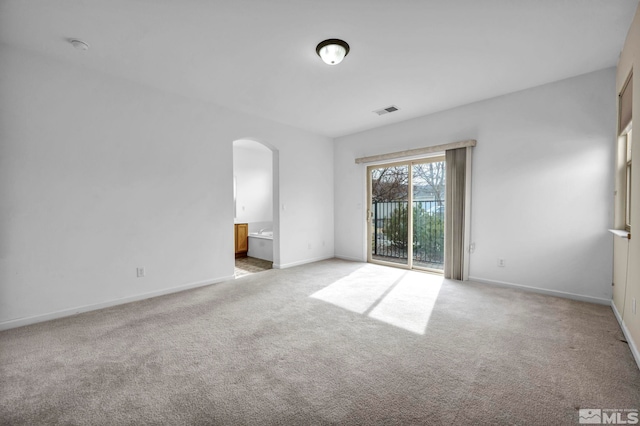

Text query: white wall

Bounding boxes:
[334,68,616,302]
[233,142,273,225]
[0,45,334,327]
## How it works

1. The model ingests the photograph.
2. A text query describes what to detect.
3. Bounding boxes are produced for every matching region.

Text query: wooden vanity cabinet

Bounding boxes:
[234,223,248,258]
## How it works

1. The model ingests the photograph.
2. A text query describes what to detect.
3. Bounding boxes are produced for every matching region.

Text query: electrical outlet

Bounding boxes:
[469,242,476,253]
[497,258,506,267]
[137,267,145,278]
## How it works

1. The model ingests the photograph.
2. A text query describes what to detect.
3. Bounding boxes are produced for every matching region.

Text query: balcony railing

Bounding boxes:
[372,200,444,270]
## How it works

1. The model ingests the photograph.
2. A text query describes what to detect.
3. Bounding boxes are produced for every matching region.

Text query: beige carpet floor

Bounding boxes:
[1,259,639,425]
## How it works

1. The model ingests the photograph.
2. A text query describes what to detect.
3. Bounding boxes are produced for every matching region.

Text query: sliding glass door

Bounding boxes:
[367,157,445,272]
[412,161,446,269]
[369,164,410,266]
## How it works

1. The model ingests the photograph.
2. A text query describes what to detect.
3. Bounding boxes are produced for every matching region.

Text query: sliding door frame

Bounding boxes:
[366,155,445,273]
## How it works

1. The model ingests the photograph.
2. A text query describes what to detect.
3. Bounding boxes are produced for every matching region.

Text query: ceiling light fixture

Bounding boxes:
[316,39,350,65]
[69,39,89,51]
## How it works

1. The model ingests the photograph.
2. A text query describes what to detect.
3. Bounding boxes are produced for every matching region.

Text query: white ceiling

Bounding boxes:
[1,0,637,138]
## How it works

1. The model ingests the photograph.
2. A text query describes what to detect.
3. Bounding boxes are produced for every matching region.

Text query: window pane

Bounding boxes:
[627,128,633,162]
[370,165,409,266]
[412,160,445,270]
[626,128,632,229]
[627,163,632,228]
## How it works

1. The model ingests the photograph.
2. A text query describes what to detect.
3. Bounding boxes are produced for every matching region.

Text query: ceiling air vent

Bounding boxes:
[374,105,399,116]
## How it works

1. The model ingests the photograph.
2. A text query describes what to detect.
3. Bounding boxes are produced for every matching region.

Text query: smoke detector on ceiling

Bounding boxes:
[374,105,399,116]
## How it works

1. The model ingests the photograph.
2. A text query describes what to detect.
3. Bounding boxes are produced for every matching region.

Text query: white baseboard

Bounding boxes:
[274,255,335,270]
[334,254,366,263]
[612,299,624,324]
[468,276,611,305]
[611,301,640,370]
[0,275,234,331]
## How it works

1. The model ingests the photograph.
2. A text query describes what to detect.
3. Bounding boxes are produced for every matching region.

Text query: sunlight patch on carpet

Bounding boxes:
[310,266,404,314]
[368,270,442,334]
[310,264,443,334]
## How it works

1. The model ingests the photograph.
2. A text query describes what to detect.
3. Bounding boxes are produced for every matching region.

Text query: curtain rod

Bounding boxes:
[355,139,476,164]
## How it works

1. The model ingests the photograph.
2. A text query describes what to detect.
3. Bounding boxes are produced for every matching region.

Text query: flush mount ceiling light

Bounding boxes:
[69,39,89,51]
[316,39,350,65]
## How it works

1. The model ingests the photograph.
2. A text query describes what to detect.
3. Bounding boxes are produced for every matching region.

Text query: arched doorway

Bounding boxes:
[232,139,280,276]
